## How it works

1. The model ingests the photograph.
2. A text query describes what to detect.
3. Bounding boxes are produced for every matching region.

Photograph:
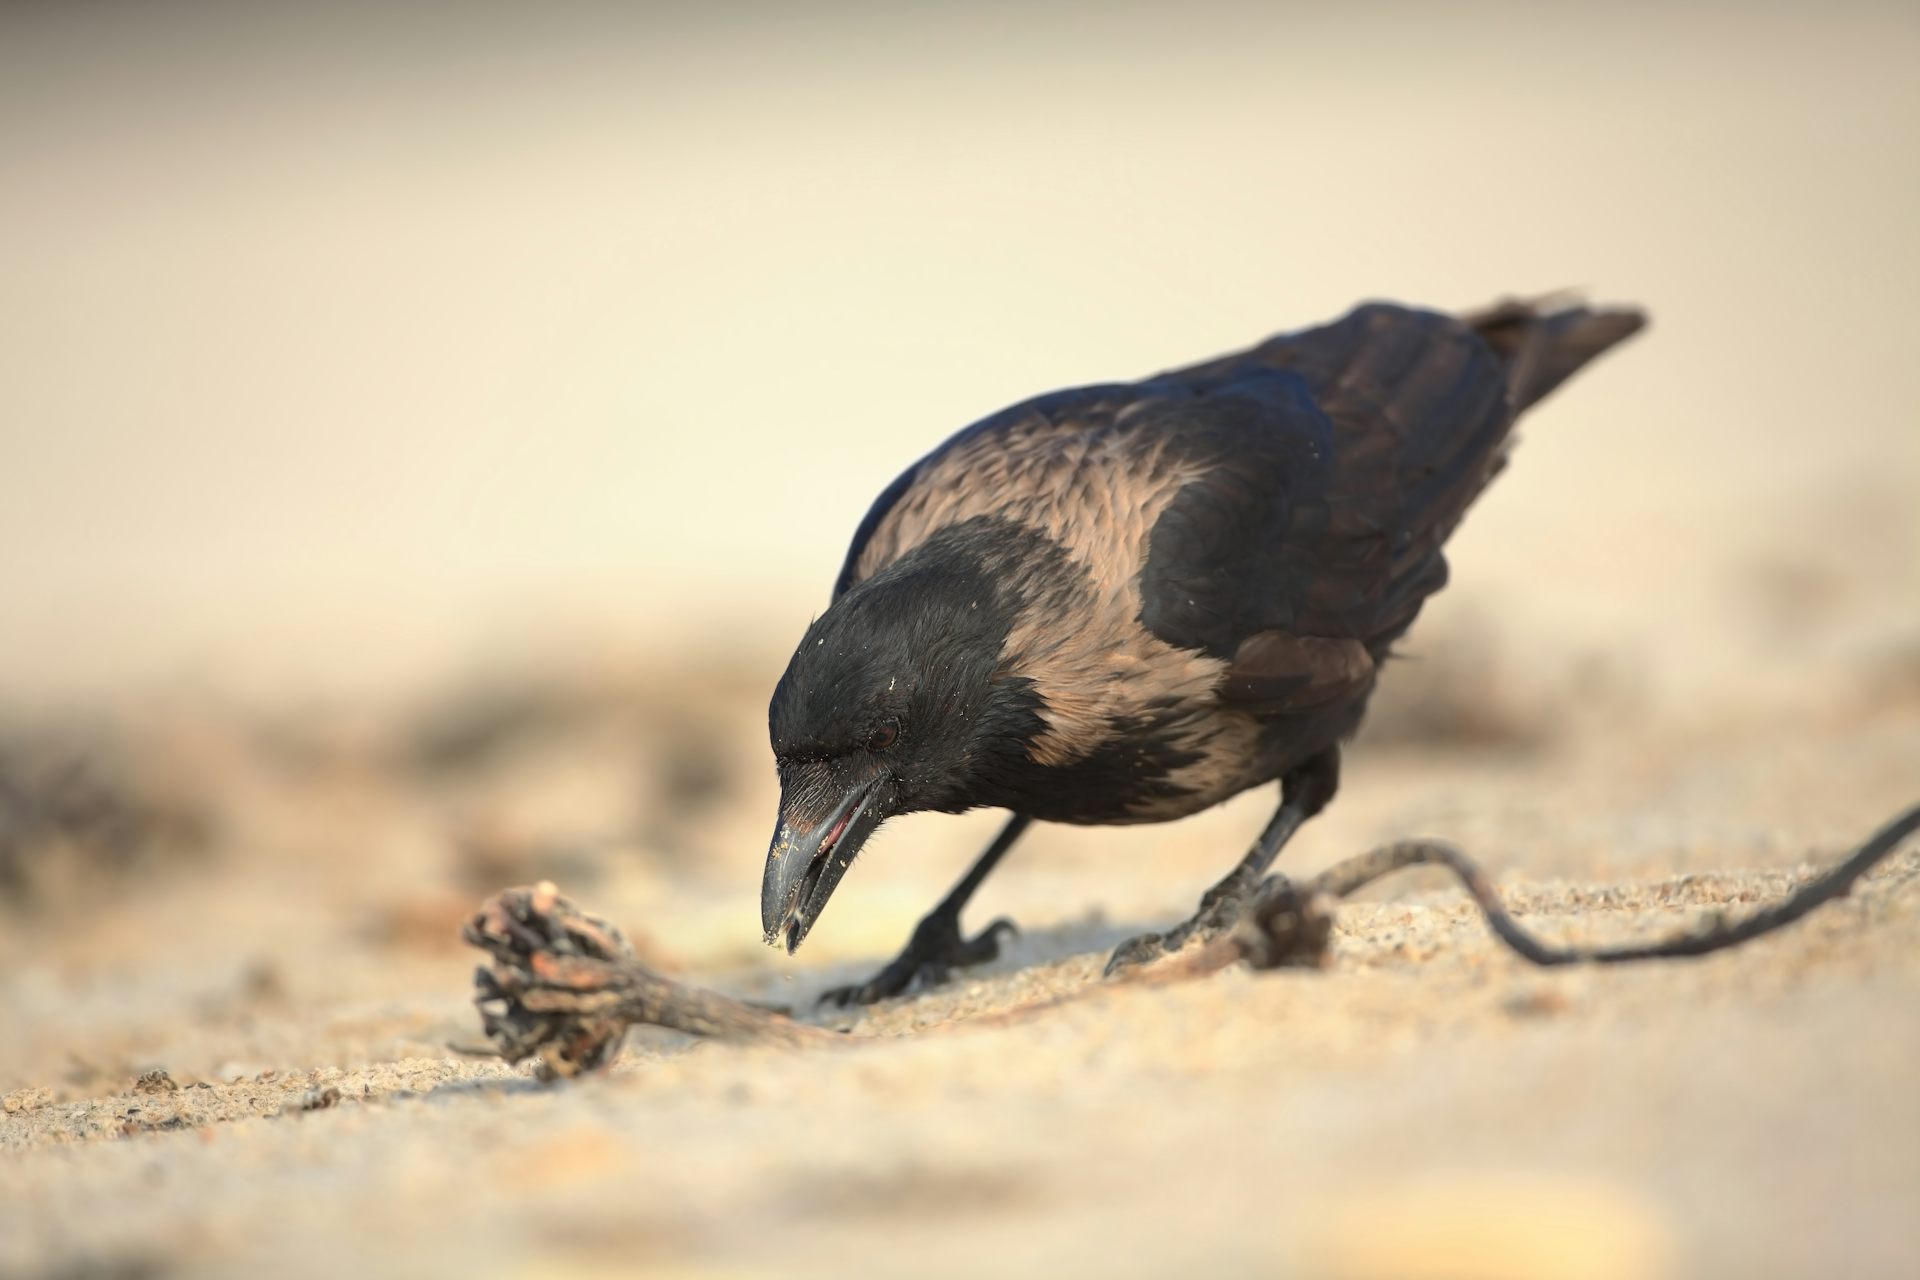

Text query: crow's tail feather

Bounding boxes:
[1466,293,1647,412]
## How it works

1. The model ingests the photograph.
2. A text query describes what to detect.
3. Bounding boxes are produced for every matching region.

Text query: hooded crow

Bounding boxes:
[762,296,1645,1004]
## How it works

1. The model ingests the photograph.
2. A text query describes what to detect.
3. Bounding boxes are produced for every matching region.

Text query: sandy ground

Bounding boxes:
[2,649,1916,1280]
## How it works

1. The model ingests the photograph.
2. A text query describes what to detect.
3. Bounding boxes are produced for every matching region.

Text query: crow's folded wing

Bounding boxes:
[834,304,1523,717]
[1147,304,1519,713]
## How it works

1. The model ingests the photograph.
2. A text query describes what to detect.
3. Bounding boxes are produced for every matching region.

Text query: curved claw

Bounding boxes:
[1105,897,1245,978]
[1102,930,1170,978]
[956,916,1018,963]
[816,962,915,1009]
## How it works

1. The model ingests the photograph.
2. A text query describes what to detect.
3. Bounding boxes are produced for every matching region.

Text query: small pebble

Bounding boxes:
[132,1070,179,1095]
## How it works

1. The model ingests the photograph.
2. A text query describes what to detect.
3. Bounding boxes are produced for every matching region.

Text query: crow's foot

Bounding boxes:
[819,910,1017,1007]
[1103,873,1253,977]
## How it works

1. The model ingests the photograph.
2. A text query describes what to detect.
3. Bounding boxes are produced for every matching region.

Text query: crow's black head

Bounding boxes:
[761,521,1049,952]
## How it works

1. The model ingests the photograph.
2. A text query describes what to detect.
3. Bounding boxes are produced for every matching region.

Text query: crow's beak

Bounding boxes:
[761,773,889,954]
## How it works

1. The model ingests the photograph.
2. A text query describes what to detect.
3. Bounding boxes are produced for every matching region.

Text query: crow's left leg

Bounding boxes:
[819,813,1030,1007]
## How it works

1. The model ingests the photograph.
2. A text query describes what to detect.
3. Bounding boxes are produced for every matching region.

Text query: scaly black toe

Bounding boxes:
[818,913,1018,1007]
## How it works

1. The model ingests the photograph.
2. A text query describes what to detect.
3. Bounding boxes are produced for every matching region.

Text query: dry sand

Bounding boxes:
[2,655,1916,1280]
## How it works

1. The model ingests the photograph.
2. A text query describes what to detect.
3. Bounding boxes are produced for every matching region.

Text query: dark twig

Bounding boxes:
[457,803,1920,1075]
[1291,801,1920,966]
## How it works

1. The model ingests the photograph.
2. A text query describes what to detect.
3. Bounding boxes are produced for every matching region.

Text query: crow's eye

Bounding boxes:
[865,723,898,751]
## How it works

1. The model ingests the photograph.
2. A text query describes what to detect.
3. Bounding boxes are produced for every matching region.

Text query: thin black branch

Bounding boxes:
[1297,801,1920,966]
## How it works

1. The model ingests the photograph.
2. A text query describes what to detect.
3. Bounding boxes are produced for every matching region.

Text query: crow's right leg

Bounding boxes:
[1105,749,1340,977]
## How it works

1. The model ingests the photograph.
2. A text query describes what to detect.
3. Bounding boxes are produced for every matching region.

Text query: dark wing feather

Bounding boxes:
[1217,632,1376,712]
[1139,306,1509,645]
[1152,299,1639,714]
[833,298,1641,716]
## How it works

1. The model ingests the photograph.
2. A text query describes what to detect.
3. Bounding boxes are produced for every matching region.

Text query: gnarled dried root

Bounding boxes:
[462,881,830,1079]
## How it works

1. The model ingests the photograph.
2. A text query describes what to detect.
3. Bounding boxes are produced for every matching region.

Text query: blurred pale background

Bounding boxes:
[5,0,1914,708]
